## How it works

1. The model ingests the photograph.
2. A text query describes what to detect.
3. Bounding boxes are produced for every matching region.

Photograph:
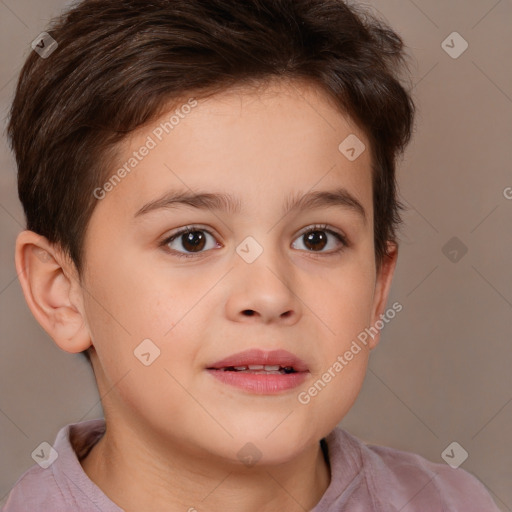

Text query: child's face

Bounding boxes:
[80,78,396,464]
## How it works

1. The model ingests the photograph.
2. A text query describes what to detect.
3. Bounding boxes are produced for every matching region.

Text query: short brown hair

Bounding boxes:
[8,0,414,275]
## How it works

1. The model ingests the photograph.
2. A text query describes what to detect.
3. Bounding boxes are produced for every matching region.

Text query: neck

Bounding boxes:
[81,420,331,512]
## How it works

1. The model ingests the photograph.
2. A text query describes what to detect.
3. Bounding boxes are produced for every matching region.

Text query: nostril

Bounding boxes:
[242,310,255,316]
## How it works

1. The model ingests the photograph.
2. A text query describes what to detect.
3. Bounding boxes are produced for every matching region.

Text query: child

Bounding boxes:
[3,0,500,510]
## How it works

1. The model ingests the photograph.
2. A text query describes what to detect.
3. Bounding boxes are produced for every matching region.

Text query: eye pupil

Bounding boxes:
[182,231,206,252]
[304,231,327,251]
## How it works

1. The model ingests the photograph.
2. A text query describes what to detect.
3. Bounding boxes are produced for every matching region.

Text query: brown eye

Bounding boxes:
[164,227,218,257]
[292,225,347,254]
[180,231,207,252]
[303,231,328,251]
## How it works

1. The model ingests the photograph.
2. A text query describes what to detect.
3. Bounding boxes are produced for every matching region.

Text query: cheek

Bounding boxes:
[308,350,369,433]
[83,251,179,338]
[296,258,375,423]
[332,279,374,343]
[81,259,201,419]
[82,253,206,375]
[307,258,376,347]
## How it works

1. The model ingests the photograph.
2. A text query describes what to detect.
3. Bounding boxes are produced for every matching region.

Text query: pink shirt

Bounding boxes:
[2,419,499,511]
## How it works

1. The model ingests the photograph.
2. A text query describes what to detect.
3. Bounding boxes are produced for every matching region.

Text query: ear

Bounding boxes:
[15,231,92,353]
[367,241,399,350]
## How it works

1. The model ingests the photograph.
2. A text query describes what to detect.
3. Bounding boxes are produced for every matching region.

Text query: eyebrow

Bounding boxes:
[135,187,367,225]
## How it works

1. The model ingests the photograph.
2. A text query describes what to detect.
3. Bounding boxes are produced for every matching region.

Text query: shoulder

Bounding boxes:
[2,461,70,511]
[328,428,500,511]
[2,419,118,512]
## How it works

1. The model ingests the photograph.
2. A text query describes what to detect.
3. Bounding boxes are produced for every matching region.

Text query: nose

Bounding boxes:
[224,244,302,325]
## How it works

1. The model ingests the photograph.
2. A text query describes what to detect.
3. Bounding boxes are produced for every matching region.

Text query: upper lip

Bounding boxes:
[207,349,309,372]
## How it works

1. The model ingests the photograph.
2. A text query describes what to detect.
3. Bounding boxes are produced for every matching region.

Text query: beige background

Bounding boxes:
[1,0,511,509]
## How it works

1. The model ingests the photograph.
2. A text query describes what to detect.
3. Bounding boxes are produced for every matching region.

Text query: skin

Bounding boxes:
[16,78,398,512]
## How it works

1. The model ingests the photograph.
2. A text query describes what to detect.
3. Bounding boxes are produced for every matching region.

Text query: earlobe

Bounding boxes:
[15,231,92,353]
[368,241,399,350]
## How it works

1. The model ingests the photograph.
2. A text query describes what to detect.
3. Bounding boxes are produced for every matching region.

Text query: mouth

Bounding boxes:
[206,349,309,394]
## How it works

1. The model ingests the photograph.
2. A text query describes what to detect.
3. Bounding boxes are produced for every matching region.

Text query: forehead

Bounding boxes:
[92,78,373,224]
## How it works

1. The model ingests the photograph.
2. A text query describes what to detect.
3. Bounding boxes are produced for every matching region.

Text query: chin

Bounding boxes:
[222,421,320,466]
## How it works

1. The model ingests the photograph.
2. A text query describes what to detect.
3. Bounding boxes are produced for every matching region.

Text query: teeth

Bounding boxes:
[218,364,297,373]
[245,365,284,371]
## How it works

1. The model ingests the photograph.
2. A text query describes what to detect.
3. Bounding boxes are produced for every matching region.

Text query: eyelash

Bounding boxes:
[160,224,349,259]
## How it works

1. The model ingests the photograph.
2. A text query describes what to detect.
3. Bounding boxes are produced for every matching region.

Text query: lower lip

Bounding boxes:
[206,370,308,394]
